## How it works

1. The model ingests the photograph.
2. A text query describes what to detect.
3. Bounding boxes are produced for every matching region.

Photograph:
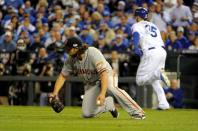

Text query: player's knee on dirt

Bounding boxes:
[82,110,95,118]
[82,113,95,118]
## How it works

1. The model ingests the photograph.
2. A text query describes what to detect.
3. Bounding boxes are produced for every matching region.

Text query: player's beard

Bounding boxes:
[69,53,83,60]
[77,53,84,60]
[70,53,78,58]
[76,44,88,60]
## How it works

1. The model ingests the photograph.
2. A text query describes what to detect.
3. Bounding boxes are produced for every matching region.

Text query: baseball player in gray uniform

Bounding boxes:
[49,36,145,119]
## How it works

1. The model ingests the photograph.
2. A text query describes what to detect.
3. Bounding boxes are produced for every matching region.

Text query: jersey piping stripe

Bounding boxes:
[98,68,107,75]
[60,72,67,78]
[112,72,145,114]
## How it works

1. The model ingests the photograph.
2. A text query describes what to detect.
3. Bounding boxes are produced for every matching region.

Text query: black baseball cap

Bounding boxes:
[64,36,83,52]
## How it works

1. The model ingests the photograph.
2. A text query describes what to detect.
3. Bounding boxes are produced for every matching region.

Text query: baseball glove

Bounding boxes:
[48,95,64,113]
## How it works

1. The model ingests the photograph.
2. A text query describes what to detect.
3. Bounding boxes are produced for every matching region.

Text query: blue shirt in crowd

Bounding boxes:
[164,87,184,108]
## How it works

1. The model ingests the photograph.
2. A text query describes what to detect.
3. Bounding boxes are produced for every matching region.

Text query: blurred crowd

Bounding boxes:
[0,0,197,106]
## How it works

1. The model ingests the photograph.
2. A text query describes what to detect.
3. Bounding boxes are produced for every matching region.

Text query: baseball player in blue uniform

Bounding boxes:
[49,36,145,119]
[131,7,170,110]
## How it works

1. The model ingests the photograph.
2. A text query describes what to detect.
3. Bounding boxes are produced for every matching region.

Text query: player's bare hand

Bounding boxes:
[96,93,105,106]
[48,93,56,103]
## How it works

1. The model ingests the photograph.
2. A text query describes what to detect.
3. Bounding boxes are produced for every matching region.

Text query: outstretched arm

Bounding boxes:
[48,73,67,113]
[51,73,68,96]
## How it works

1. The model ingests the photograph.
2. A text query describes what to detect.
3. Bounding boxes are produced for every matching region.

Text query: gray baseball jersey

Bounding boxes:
[61,47,144,117]
[61,47,112,84]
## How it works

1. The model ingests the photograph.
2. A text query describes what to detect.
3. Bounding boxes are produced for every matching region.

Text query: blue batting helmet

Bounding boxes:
[134,7,148,20]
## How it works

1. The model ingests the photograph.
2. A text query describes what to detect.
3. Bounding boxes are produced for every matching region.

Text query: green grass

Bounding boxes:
[0,106,197,131]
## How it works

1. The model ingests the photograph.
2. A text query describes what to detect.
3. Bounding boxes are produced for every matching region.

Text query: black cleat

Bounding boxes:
[131,114,146,120]
[110,109,119,118]
[156,107,170,110]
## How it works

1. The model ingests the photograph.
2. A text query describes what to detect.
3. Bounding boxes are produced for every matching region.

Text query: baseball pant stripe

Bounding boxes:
[112,73,144,113]
[60,73,67,78]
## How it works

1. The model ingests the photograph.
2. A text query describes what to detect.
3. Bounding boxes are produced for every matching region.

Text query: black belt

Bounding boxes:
[148,46,165,50]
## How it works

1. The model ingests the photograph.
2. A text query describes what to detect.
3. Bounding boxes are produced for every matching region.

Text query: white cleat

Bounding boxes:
[160,69,170,87]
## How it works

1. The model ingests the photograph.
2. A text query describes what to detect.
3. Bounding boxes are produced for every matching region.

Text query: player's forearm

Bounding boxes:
[100,70,108,95]
[53,74,67,96]
[132,32,140,49]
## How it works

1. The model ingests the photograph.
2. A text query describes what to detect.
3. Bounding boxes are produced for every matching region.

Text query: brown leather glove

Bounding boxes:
[48,95,64,113]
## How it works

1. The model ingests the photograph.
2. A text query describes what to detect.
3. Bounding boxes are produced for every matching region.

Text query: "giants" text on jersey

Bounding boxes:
[75,69,98,75]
